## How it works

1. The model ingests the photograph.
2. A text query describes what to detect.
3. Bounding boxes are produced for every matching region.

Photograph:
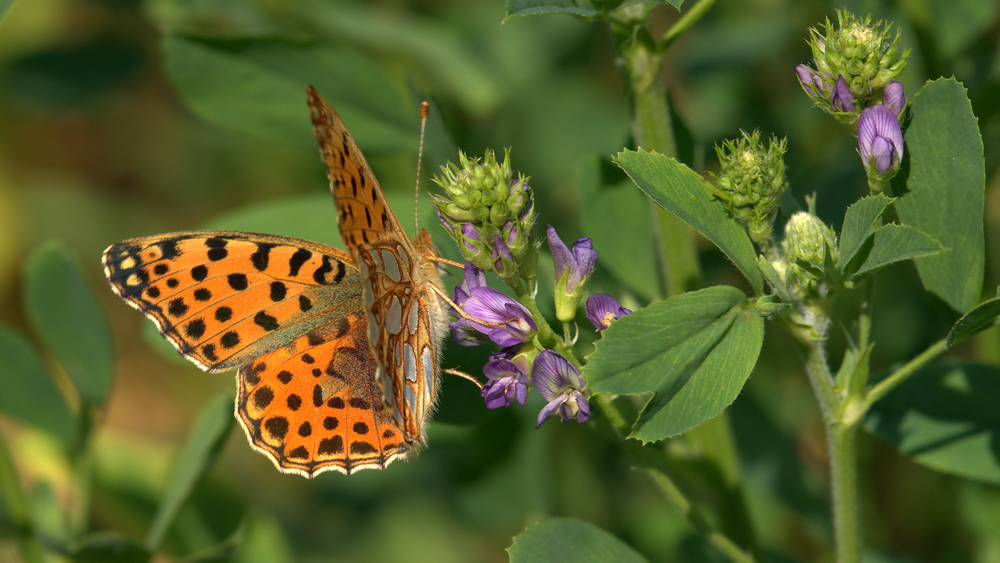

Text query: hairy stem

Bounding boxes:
[829,423,861,563]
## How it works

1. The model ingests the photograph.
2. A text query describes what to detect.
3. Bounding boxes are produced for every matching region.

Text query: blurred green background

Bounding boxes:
[1,0,999,561]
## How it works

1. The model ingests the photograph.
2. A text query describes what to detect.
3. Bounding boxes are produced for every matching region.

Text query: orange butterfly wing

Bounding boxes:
[103,232,408,476]
[307,86,449,446]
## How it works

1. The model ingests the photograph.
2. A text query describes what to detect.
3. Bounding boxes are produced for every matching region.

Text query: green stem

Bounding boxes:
[612,6,702,296]
[865,338,948,409]
[828,423,860,563]
[803,332,840,423]
[0,429,46,563]
[657,0,718,52]
[596,396,755,563]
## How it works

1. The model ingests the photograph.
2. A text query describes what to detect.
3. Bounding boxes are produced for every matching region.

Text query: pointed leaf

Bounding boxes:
[145,392,234,552]
[946,296,1000,348]
[851,224,943,278]
[866,363,1000,484]
[614,149,763,293]
[583,286,764,441]
[892,78,985,313]
[838,194,894,270]
[508,518,646,563]
[23,243,114,407]
[0,328,75,443]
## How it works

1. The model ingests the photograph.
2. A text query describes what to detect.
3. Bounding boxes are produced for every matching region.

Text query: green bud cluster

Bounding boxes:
[709,130,788,247]
[781,211,839,296]
[432,149,538,286]
[808,10,908,112]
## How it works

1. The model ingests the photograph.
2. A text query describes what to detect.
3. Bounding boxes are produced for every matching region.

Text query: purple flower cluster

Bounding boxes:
[448,257,632,425]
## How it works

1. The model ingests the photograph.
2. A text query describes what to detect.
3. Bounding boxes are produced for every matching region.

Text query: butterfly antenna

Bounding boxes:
[415,101,430,238]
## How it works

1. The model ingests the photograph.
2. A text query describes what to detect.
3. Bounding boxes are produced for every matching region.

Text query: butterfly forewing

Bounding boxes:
[103,231,408,476]
[307,86,447,445]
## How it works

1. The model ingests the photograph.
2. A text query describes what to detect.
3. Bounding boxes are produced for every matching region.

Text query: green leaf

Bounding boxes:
[583,286,764,441]
[850,224,943,278]
[866,363,1000,484]
[508,518,647,563]
[70,533,150,563]
[505,0,600,18]
[946,296,1000,348]
[163,34,415,151]
[233,510,296,563]
[892,78,985,314]
[0,328,75,443]
[145,392,235,552]
[577,155,660,301]
[23,243,114,407]
[838,194,894,270]
[614,149,763,293]
[506,0,681,18]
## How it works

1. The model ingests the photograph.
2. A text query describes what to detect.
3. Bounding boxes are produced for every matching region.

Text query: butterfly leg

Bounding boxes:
[427,283,514,328]
[442,367,483,389]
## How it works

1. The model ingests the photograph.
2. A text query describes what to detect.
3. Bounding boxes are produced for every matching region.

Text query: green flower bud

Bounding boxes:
[433,148,538,287]
[709,130,788,248]
[781,211,838,295]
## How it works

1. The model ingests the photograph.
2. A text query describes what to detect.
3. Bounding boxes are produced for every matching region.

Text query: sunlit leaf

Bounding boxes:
[614,149,763,293]
[583,286,763,441]
[892,78,985,314]
[850,224,943,278]
[838,193,894,270]
[508,518,647,563]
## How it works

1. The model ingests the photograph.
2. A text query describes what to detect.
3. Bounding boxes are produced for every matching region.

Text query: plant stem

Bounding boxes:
[0,429,46,563]
[596,396,755,563]
[828,423,860,563]
[803,333,840,423]
[865,338,947,408]
[657,0,718,52]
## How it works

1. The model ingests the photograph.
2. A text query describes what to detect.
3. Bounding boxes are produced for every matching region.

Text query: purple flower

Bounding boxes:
[461,222,482,255]
[493,234,513,271]
[449,262,489,346]
[883,80,905,117]
[547,226,597,294]
[533,350,590,427]
[831,75,855,112]
[586,294,633,330]
[462,286,537,346]
[436,209,454,234]
[795,64,828,98]
[859,105,903,175]
[481,358,530,409]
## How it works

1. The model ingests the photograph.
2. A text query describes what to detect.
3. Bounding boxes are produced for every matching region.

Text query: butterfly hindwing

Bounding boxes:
[237,314,408,477]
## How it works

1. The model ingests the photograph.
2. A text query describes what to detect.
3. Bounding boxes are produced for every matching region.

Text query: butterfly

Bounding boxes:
[102,86,450,478]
